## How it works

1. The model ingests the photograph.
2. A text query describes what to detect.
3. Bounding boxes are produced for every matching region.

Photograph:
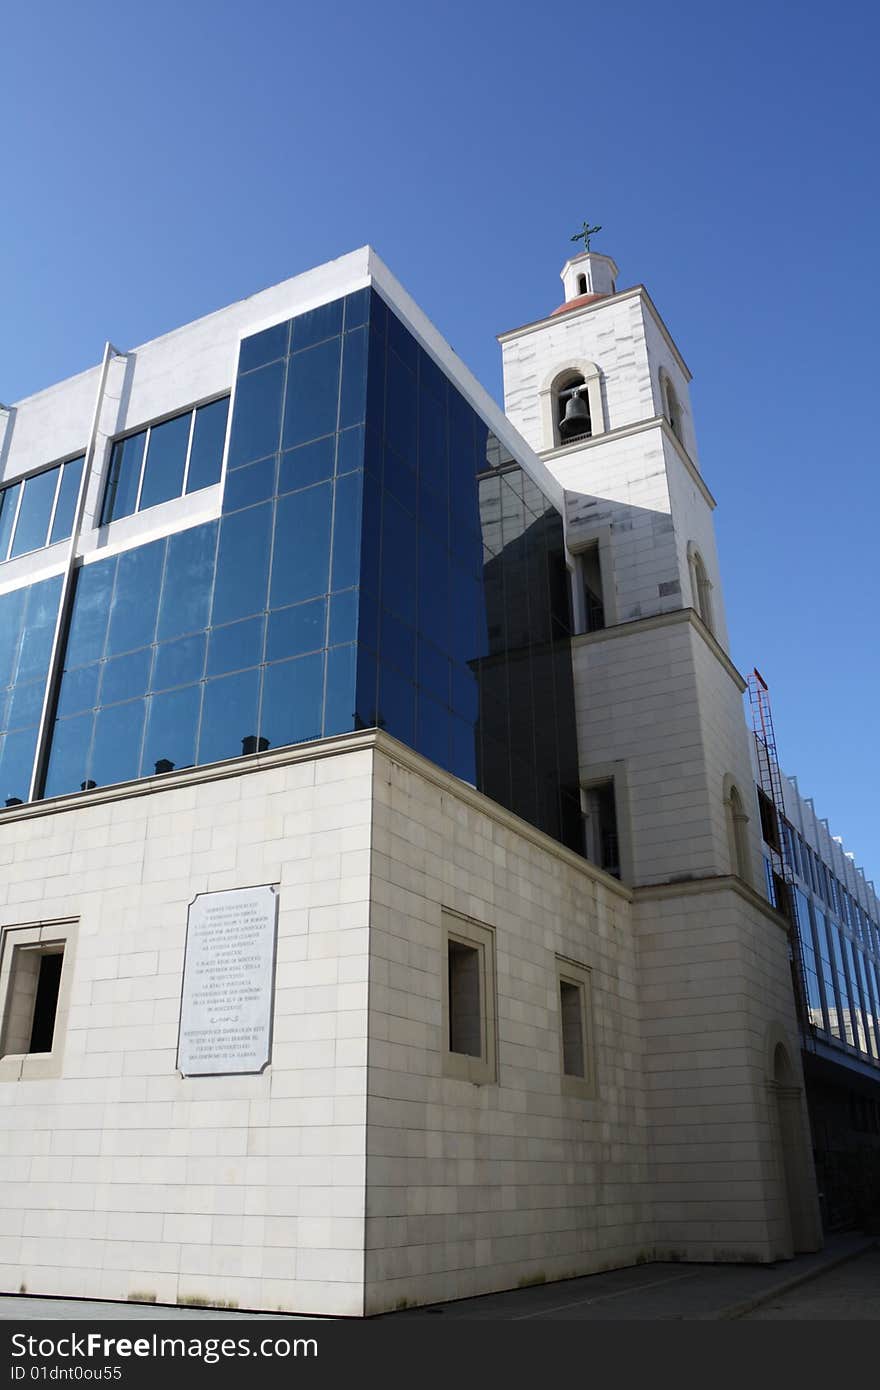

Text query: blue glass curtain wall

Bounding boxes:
[0,575,62,805]
[18,287,582,856]
[0,457,84,562]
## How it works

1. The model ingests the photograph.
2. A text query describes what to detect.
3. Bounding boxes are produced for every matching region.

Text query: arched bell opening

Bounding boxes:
[556,373,592,443]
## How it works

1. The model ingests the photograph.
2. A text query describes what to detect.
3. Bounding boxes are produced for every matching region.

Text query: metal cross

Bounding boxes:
[571,220,602,253]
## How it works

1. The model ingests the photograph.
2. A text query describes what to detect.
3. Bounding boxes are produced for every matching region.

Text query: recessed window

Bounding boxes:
[582,780,619,878]
[557,958,595,1098]
[0,455,85,563]
[0,921,75,1079]
[101,397,229,526]
[581,545,605,633]
[442,910,496,1084]
[448,940,482,1057]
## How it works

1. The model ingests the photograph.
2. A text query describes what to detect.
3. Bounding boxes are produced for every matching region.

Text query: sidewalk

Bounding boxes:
[0,1234,873,1321]
[389,1233,875,1320]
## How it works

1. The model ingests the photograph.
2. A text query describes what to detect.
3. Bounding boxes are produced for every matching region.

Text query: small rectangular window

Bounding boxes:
[557,958,595,1098]
[448,940,482,1057]
[442,910,496,1084]
[582,780,619,878]
[0,922,75,1080]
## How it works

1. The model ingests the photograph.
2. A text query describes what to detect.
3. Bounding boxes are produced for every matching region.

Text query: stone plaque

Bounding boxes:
[177,885,278,1077]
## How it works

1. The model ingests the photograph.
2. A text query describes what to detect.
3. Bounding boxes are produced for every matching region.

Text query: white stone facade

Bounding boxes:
[0,246,824,1315]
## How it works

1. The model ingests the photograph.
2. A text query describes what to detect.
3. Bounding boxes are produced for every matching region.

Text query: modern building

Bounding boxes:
[0,244,825,1316]
[749,711,880,1230]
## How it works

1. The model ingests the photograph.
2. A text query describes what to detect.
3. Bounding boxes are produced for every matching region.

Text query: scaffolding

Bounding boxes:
[748,667,817,1050]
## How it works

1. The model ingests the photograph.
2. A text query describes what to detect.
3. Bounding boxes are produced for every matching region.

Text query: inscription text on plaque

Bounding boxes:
[177,885,278,1076]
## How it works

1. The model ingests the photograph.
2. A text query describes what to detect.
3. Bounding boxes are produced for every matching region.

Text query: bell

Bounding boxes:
[559,390,591,439]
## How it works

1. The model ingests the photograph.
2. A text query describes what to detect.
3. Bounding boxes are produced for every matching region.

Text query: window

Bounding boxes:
[582,780,619,878]
[0,456,84,563]
[556,373,592,443]
[0,921,75,1080]
[442,910,496,1084]
[660,370,683,442]
[557,958,595,1098]
[757,787,781,852]
[690,548,714,632]
[580,545,605,633]
[727,781,751,882]
[101,397,229,525]
[576,273,588,295]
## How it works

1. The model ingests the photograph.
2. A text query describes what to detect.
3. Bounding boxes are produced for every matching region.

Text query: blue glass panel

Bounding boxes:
[369,289,387,338]
[16,576,62,682]
[270,484,331,608]
[291,299,343,351]
[339,326,368,430]
[106,540,163,656]
[212,503,272,626]
[6,679,44,730]
[418,637,450,705]
[43,714,94,798]
[0,589,25,687]
[380,493,416,625]
[384,448,417,517]
[451,664,479,723]
[417,529,449,650]
[377,664,414,745]
[416,694,449,767]
[56,663,101,718]
[324,643,357,734]
[91,700,145,787]
[450,714,477,784]
[207,617,265,676]
[387,308,418,370]
[282,337,341,450]
[336,425,365,477]
[355,648,378,728]
[186,398,229,493]
[385,351,417,462]
[159,522,217,640]
[343,288,369,330]
[360,473,381,598]
[331,471,363,592]
[152,633,206,691]
[329,589,358,646]
[141,684,201,775]
[49,456,84,545]
[66,559,115,668]
[0,727,39,804]
[0,483,21,560]
[380,610,415,679]
[260,653,324,749]
[139,413,190,511]
[358,591,378,652]
[198,668,260,766]
[100,648,151,706]
[278,436,335,494]
[266,599,326,662]
[10,468,58,557]
[102,432,146,524]
[227,361,285,469]
[222,455,276,513]
[239,321,289,375]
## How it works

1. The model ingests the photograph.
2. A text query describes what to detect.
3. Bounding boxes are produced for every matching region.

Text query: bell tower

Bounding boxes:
[497,239,757,889]
[499,241,823,1263]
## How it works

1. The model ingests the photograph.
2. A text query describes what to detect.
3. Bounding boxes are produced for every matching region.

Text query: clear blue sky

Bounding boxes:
[3,1,878,874]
